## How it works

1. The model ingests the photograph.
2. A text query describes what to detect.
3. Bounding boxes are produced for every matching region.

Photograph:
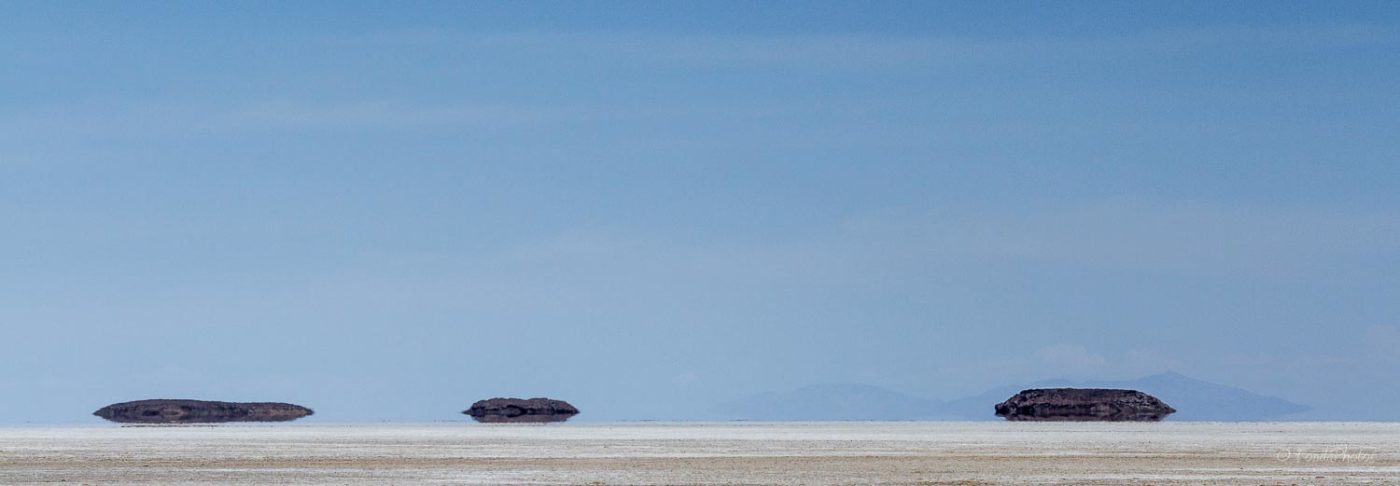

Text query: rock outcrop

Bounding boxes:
[94,399,314,424]
[464,397,579,423]
[995,388,1175,421]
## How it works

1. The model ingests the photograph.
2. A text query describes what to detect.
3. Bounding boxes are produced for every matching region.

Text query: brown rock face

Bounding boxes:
[464,397,579,423]
[995,388,1175,421]
[93,399,314,424]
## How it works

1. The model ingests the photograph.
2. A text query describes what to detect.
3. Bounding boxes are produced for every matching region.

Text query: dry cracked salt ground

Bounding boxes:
[1,422,1398,484]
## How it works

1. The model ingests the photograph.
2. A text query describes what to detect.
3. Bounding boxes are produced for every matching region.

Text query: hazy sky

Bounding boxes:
[3,1,1399,422]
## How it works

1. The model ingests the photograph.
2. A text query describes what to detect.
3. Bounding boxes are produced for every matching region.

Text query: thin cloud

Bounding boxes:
[223,101,580,130]
[843,203,1400,280]
[318,24,1398,68]
[0,99,583,139]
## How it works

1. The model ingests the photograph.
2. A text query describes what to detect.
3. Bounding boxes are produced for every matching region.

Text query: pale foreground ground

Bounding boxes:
[2,422,1399,485]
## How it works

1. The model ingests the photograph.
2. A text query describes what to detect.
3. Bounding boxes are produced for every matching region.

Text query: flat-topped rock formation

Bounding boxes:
[94,399,314,424]
[995,388,1175,421]
[464,397,579,423]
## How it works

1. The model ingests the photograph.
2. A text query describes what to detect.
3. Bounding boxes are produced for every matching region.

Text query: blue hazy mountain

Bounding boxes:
[712,383,951,421]
[717,372,1309,421]
[942,372,1311,421]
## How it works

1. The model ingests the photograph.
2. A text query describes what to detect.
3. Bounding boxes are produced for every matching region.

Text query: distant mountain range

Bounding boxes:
[713,372,1310,421]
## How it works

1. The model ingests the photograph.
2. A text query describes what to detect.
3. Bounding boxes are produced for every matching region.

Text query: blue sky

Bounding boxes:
[2,1,1399,422]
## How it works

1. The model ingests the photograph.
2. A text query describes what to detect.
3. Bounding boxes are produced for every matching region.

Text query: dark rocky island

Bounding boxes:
[464,397,579,423]
[94,399,314,424]
[995,388,1175,421]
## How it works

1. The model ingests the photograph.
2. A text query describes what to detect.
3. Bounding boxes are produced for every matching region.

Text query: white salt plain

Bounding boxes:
[1,422,1398,484]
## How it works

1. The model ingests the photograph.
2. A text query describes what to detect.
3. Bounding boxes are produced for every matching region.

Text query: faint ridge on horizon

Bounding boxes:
[715,372,1310,421]
[943,371,1310,421]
